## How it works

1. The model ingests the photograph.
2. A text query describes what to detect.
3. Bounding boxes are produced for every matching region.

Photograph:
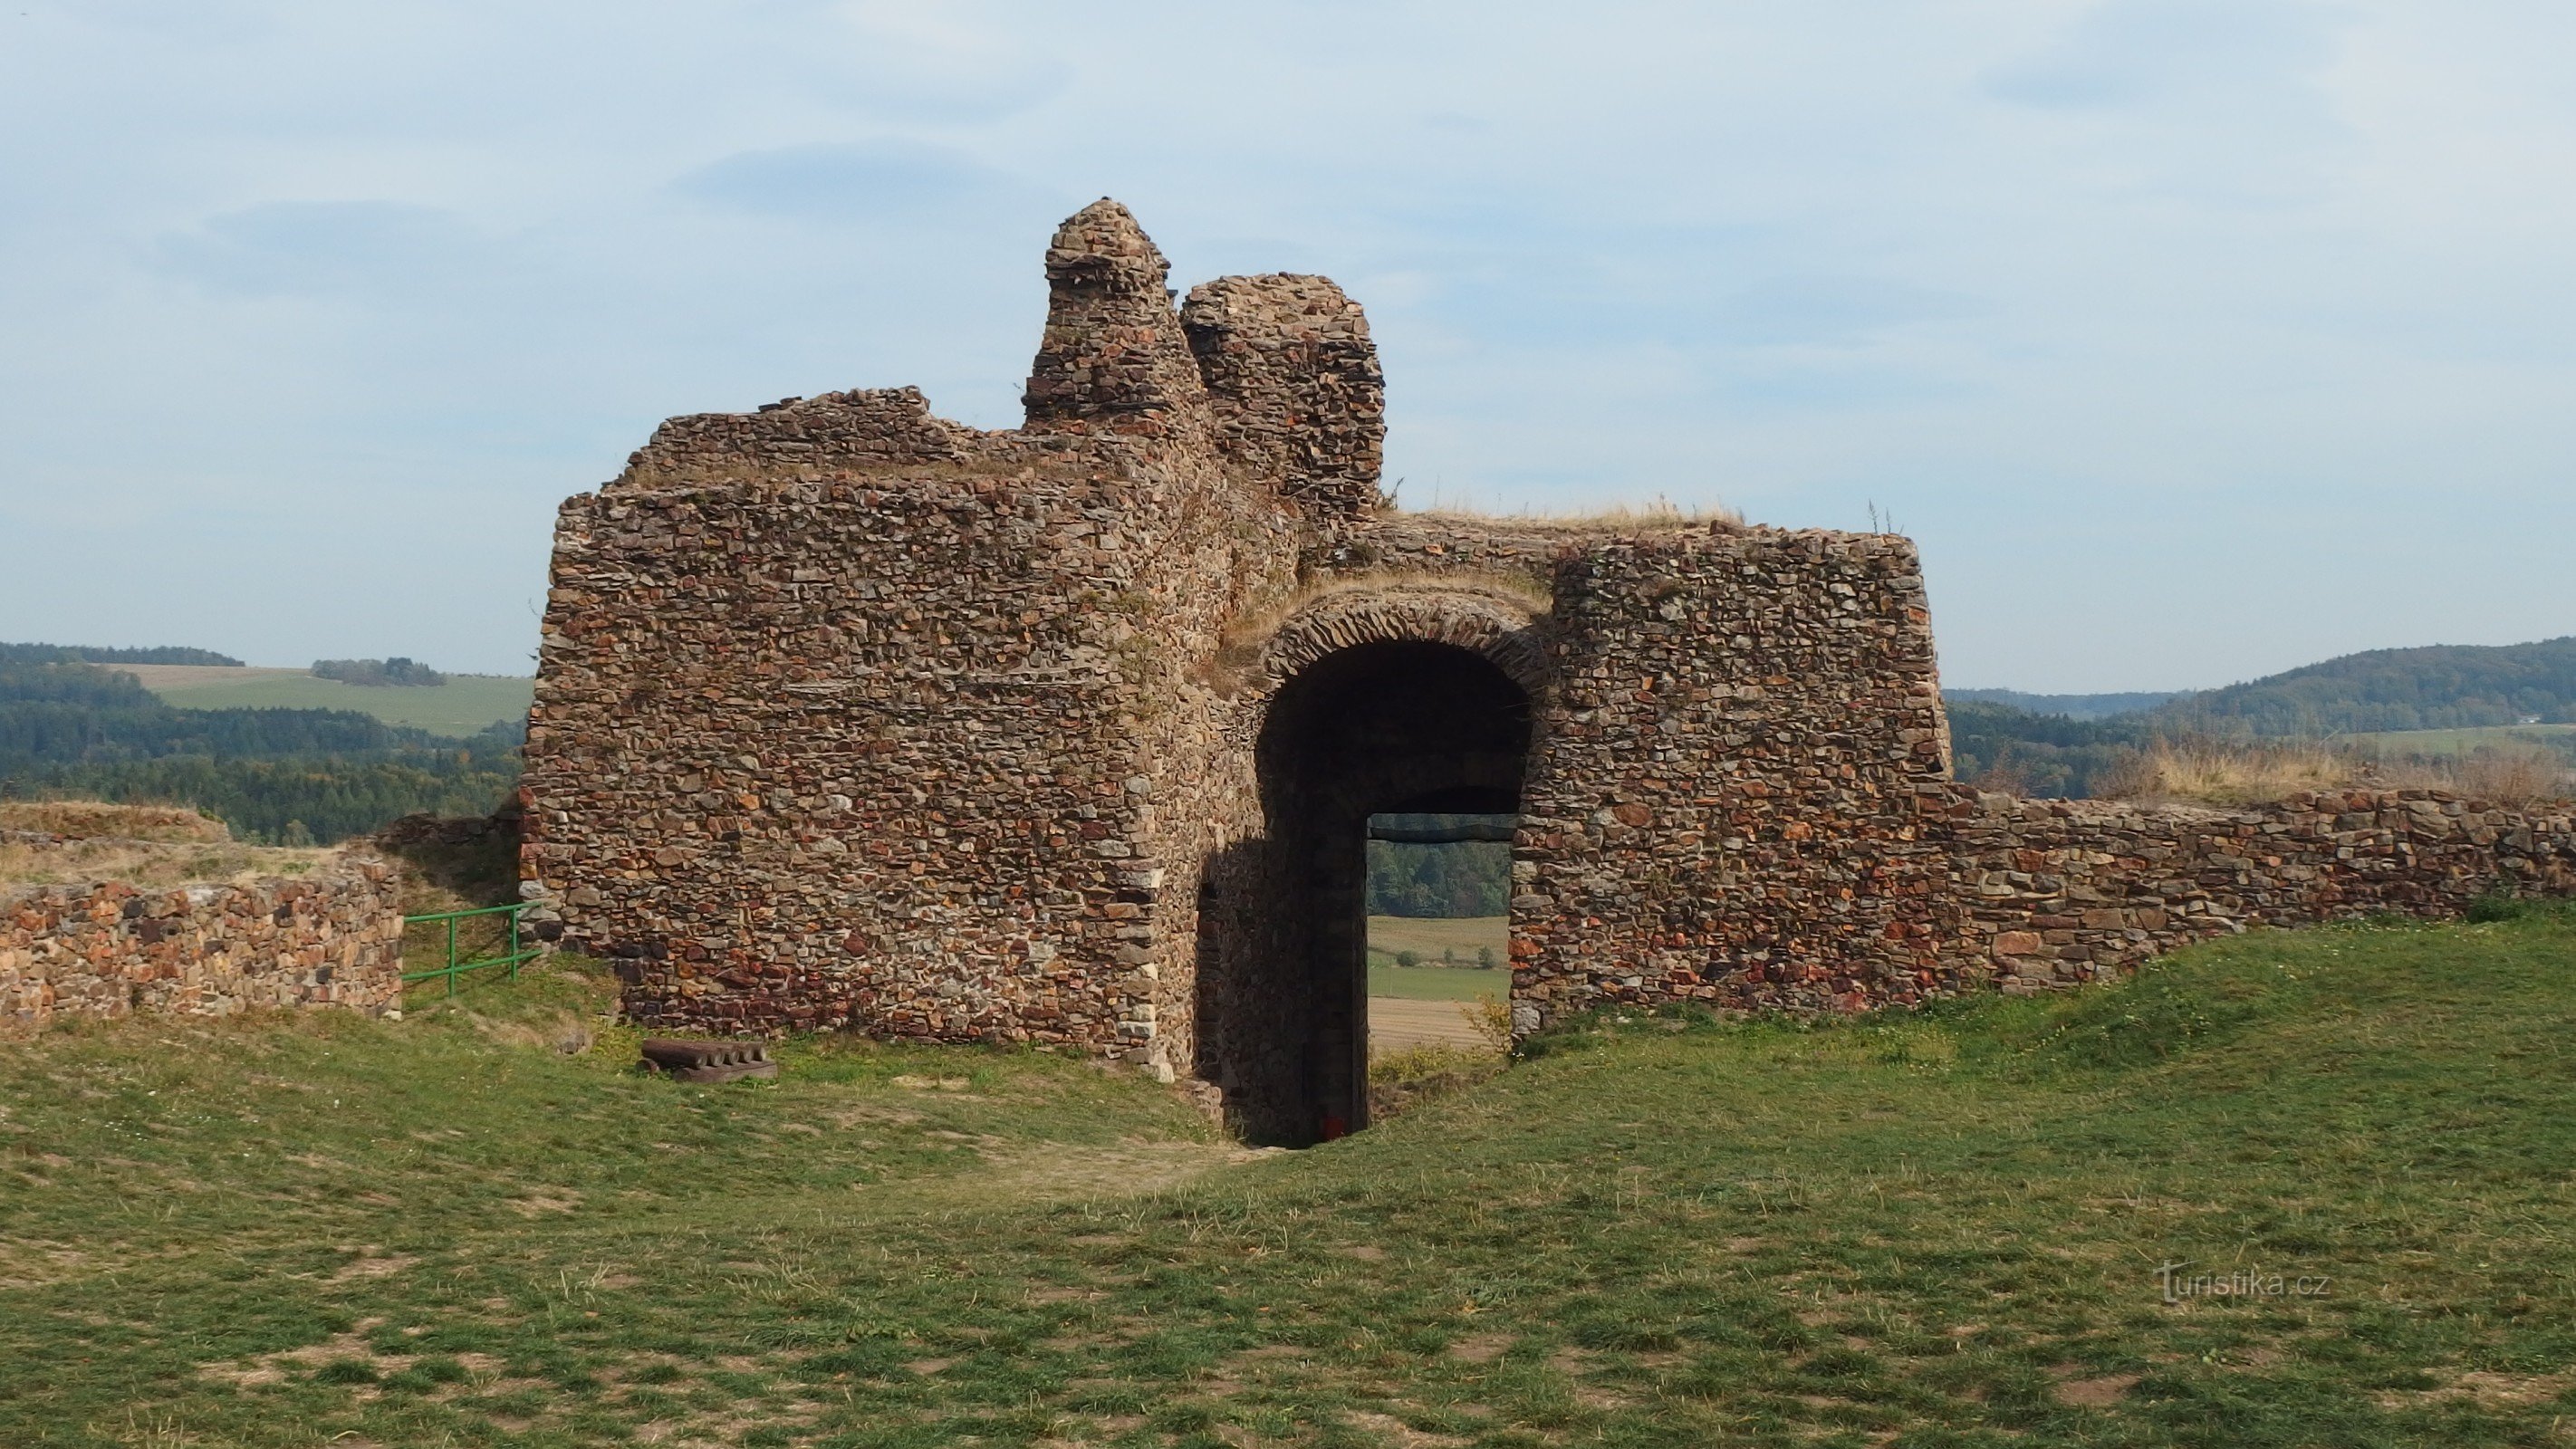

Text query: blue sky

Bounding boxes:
[4,1,2571,689]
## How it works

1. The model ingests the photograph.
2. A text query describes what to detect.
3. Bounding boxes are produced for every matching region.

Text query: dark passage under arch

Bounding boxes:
[1196,640,1532,1145]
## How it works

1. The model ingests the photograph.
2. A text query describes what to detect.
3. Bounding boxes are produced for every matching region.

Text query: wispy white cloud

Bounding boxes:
[0,0,2571,690]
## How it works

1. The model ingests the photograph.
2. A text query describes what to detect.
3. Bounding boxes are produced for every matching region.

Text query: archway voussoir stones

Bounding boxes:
[1235,586,1551,743]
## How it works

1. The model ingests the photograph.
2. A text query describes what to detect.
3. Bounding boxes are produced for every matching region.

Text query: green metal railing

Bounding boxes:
[401,901,541,996]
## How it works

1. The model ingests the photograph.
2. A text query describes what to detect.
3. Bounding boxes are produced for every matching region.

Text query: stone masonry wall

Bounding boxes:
[1023,199,1216,442]
[524,197,2576,1134]
[1514,777,2576,1022]
[1926,786,2576,993]
[1510,528,1955,1028]
[0,846,405,1033]
[1182,274,1386,523]
[524,204,1303,1073]
[524,430,1255,1049]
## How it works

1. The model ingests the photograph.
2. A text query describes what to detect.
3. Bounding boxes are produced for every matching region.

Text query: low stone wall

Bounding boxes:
[1530,785,2575,1017]
[1931,786,2576,995]
[0,850,407,1033]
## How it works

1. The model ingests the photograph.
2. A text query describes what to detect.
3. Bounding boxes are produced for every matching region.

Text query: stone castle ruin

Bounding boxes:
[524,200,2574,1143]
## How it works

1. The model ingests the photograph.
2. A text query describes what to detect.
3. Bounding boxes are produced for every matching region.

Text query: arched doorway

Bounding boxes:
[1198,638,1533,1145]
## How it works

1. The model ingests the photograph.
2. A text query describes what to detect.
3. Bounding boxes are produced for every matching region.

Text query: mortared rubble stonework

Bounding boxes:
[521,200,2575,1143]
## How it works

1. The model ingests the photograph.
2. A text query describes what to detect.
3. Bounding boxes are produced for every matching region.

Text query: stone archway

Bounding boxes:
[1235,588,1550,710]
[1197,589,1546,1145]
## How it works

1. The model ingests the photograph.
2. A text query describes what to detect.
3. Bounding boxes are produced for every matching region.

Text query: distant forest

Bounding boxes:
[1944,700,2148,799]
[1945,688,2182,721]
[1964,637,2576,736]
[0,657,517,843]
[1367,817,1512,917]
[2146,638,2576,735]
[0,641,243,667]
[314,656,448,687]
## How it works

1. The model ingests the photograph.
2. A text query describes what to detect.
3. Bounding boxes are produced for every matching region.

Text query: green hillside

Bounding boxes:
[2145,636,2576,735]
[0,640,242,667]
[138,668,534,737]
[1944,697,2147,797]
[6,910,2576,1445]
[1945,687,2181,720]
[1946,634,2576,794]
[0,659,517,842]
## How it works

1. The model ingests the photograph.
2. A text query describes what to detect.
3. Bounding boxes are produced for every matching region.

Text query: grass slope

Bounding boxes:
[7,915,2576,1446]
[125,667,535,737]
[2145,635,2576,734]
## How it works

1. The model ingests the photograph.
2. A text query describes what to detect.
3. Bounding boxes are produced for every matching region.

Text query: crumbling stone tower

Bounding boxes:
[522,199,1954,1141]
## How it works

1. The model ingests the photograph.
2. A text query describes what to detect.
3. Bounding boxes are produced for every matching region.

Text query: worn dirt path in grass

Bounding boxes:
[1369,997,1490,1053]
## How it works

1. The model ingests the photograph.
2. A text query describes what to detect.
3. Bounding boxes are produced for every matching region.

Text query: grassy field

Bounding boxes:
[116,665,534,737]
[2348,723,2576,760]
[7,909,2576,1446]
[1368,917,1510,1003]
[1370,926,1504,967]
[1367,916,1509,965]
[1368,964,1506,1003]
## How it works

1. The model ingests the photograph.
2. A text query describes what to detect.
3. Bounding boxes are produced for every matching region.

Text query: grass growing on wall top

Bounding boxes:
[0,835,332,888]
[6,916,2576,1444]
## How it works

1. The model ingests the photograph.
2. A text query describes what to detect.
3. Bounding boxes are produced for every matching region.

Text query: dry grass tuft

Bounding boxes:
[1398,495,1745,533]
[2095,739,2364,806]
[2444,745,2573,805]
[2093,737,2572,808]
[1966,757,2037,797]
[1367,1041,1504,1123]
[469,1011,598,1058]
[0,801,229,843]
[0,798,339,888]
[0,837,333,889]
